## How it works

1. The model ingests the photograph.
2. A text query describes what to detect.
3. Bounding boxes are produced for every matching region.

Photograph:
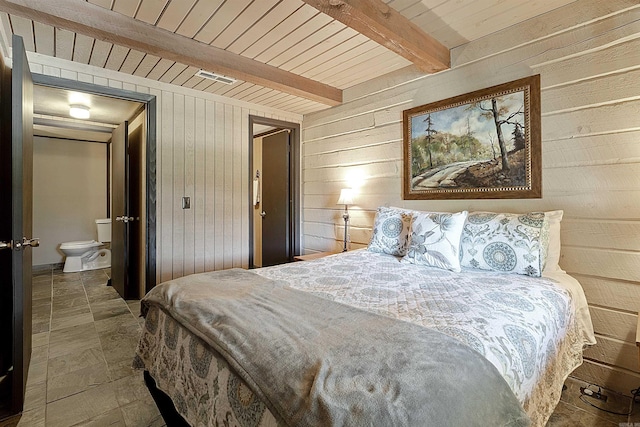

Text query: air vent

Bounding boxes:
[195,70,237,85]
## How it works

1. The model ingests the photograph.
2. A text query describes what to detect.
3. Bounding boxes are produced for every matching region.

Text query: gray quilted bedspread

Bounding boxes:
[141,267,529,427]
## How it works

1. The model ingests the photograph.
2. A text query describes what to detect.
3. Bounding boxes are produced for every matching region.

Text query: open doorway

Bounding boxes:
[249,116,300,268]
[31,74,156,297]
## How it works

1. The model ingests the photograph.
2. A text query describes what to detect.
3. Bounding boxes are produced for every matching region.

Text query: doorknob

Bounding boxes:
[260,211,266,218]
[22,237,40,248]
[115,216,135,223]
[0,238,39,251]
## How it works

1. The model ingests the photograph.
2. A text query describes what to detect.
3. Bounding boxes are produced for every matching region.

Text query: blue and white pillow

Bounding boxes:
[402,210,468,272]
[460,211,550,277]
[367,207,412,256]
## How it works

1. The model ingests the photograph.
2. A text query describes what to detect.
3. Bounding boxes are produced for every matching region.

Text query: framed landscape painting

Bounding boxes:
[402,75,541,200]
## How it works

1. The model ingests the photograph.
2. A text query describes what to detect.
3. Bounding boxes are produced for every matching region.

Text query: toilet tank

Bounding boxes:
[96,218,111,243]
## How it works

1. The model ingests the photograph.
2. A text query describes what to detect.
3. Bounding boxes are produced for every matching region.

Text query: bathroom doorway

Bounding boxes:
[249,116,300,268]
[30,74,156,299]
[0,35,34,421]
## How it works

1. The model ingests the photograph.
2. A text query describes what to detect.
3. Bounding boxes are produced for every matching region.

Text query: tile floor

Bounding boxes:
[6,264,640,426]
[15,265,163,426]
[548,379,640,427]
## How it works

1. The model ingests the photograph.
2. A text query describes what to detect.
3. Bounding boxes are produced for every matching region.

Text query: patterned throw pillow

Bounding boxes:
[459,211,551,277]
[367,207,412,256]
[402,211,468,272]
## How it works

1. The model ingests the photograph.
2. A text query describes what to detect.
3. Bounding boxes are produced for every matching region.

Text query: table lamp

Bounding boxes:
[337,188,354,252]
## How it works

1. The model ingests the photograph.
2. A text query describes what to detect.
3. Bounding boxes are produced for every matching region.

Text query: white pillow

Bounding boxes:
[543,210,564,273]
[402,211,468,272]
[367,207,412,256]
[460,211,551,277]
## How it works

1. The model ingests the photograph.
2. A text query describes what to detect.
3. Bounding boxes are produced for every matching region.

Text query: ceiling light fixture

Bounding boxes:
[69,104,90,119]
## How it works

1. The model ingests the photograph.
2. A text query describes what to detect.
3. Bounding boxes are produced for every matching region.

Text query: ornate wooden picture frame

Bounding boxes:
[402,75,541,200]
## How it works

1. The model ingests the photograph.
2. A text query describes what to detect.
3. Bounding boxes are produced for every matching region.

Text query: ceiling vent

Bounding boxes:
[195,70,236,85]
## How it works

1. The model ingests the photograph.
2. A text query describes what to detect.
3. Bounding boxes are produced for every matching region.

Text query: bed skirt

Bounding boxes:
[143,371,190,427]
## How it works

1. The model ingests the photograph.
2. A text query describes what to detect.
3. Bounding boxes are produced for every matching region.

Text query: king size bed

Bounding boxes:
[134,208,596,427]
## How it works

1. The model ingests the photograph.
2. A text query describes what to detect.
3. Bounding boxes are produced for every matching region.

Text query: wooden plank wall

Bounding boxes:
[24,52,302,285]
[301,0,640,394]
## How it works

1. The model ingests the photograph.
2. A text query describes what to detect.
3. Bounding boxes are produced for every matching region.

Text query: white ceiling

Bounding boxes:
[34,85,142,125]
[32,84,143,142]
[0,0,577,116]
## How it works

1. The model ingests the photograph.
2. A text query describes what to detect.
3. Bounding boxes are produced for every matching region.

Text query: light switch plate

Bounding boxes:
[182,196,190,209]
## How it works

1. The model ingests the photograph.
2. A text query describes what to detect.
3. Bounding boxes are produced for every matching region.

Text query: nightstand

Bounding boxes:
[293,251,335,262]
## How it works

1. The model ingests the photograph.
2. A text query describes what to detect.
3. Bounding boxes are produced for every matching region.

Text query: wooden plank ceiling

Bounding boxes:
[0,0,574,115]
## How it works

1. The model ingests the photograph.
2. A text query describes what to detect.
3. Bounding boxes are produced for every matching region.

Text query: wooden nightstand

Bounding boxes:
[293,251,335,262]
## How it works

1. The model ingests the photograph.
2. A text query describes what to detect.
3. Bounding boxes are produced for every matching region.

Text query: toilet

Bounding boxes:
[60,218,112,273]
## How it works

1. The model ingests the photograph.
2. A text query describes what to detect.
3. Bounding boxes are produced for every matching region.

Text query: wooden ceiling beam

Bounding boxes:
[0,0,343,106]
[301,0,450,73]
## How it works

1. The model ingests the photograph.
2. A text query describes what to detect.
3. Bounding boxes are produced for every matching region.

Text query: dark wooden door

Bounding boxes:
[0,35,34,421]
[261,131,290,267]
[128,124,143,298]
[110,122,129,299]
[0,39,13,418]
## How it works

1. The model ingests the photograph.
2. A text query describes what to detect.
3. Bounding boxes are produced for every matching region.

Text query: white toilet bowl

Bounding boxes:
[60,240,111,273]
[60,219,112,273]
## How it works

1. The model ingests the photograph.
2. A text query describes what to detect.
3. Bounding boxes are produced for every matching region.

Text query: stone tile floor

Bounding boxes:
[15,265,163,426]
[548,379,640,427]
[7,264,640,426]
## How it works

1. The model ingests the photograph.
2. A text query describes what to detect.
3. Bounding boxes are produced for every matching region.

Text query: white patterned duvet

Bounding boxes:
[135,250,595,427]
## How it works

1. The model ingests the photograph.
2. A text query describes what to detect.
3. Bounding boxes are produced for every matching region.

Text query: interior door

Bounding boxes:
[128,124,143,298]
[111,121,129,299]
[0,41,13,418]
[0,35,34,420]
[261,131,290,267]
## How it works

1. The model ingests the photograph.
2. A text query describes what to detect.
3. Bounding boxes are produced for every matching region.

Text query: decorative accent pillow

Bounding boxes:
[543,210,564,274]
[460,211,551,277]
[402,211,468,272]
[367,207,412,256]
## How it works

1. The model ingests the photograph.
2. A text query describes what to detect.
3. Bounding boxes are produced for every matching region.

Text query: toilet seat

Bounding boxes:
[60,240,102,250]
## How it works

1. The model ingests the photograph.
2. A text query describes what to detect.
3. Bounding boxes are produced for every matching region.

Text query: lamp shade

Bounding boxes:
[337,188,354,206]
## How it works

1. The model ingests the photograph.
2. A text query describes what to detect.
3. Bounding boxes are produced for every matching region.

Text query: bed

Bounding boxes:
[134,209,596,427]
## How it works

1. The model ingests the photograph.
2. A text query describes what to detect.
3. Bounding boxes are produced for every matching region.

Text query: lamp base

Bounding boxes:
[342,211,349,252]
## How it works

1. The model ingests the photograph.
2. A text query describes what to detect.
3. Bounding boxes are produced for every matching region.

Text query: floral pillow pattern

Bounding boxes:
[460,212,550,277]
[367,207,412,256]
[402,211,468,272]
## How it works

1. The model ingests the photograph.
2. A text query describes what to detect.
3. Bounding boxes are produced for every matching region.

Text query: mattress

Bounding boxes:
[135,250,595,427]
